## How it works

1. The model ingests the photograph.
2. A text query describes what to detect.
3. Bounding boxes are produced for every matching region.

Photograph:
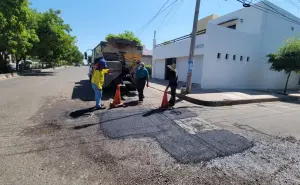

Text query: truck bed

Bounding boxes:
[104,61,122,88]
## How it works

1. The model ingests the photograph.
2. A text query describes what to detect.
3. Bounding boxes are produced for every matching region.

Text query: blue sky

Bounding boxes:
[30,0,300,54]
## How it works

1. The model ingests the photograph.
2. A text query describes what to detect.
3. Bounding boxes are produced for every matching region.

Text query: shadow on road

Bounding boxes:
[122,100,140,107]
[71,80,116,102]
[142,108,167,117]
[72,110,145,130]
[69,107,96,118]
[19,71,54,76]
[71,80,140,103]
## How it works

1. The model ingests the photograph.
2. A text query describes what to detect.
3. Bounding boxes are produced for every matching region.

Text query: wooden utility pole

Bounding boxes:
[186,0,201,93]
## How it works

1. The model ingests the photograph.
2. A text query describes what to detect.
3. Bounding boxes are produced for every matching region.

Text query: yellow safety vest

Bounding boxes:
[91,69,109,90]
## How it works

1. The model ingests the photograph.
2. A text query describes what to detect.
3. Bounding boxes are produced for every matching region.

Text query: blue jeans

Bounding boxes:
[92,83,102,108]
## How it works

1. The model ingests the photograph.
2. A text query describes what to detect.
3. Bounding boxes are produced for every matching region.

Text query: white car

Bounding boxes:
[8,63,16,70]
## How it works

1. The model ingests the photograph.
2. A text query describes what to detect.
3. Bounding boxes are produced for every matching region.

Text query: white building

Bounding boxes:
[152,0,300,89]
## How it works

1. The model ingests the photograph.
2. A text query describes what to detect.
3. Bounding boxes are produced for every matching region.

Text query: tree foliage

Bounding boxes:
[0,0,82,72]
[0,0,39,70]
[105,31,142,46]
[267,37,300,94]
[33,9,82,67]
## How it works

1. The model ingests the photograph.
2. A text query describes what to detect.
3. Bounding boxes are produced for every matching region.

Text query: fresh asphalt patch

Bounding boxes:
[99,107,253,163]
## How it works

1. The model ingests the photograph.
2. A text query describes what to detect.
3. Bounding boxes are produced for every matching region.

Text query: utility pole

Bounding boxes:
[152,30,157,78]
[186,0,201,93]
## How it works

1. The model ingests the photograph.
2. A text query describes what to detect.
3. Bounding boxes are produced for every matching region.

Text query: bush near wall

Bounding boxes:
[145,64,152,78]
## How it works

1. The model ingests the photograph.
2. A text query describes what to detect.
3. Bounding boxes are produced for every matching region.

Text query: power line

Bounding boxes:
[255,1,300,24]
[137,0,178,35]
[156,0,185,31]
[216,0,221,8]
[257,0,300,24]
[136,0,170,34]
[239,0,300,25]
[284,0,300,8]
[236,0,300,25]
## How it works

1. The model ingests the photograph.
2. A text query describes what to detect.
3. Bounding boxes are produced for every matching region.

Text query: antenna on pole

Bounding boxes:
[152,30,157,78]
[153,30,157,49]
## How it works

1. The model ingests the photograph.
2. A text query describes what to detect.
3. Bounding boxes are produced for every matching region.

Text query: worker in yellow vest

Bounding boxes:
[91,58,110,109]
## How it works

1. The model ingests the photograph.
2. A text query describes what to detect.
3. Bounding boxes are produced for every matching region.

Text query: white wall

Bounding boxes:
[176,57,188,82]
[201,23,263,89]
[209,4,264,34]
[258,1,300,89]
[192,55,203,85]
[153,55,204,85]
[153,59,165,79]
[202,23,300,90]
[260,2,300,55]
[153,1,300,89]
[153,35,206,60]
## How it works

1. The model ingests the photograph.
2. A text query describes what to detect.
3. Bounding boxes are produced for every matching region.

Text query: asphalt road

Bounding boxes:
[1,66,300,185]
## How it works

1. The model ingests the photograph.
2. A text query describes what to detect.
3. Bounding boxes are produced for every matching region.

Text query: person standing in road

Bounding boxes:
[88,63,94,82]
[165,63,178,107]
[135,62,149,102]
[91,58,110,109]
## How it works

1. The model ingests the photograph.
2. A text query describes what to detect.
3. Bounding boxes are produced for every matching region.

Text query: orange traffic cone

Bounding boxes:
[160,90,169,109]
[110,84,123,108]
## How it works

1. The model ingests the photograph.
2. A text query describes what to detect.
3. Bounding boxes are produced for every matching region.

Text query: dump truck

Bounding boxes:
[90,39,143,89]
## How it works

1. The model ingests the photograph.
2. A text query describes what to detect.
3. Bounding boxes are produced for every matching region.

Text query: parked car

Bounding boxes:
[19,60,32,70]
[8,63,16,70]
[75,63,80,67]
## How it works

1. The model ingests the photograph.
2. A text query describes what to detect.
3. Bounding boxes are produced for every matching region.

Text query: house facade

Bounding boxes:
[141,46,152,65]
[152,0,300,89]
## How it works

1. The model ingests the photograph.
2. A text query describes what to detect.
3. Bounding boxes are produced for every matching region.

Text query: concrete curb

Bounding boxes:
[0,73,18,80]
[0,66,70,81]
[40,65,70,72]
[150,86,299,107]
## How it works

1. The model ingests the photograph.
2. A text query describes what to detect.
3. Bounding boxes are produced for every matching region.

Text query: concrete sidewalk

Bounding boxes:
[31,65,70,72]
[149,79,300,106]
[0,66,70,81]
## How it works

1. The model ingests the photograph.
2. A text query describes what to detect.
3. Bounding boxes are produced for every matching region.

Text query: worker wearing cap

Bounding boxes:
[135,62,149,102]
[91,58,110,109]
[165,63,178,107]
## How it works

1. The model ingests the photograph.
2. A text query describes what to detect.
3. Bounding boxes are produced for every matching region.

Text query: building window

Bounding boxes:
[227,24,236,29]
[291,26,294,31]
[247,57,250,62]
[225,54,229,59]
[217,53,221,59]
[233,55,236,60]
[240,56,243,61]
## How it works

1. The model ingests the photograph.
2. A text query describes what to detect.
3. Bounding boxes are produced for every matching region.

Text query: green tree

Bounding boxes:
[33,9,74,68]
[0,1,80,72]
[0,0,39,71]
[62,45,83,65]
[267,37,300,94]
[105,31,142,46]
